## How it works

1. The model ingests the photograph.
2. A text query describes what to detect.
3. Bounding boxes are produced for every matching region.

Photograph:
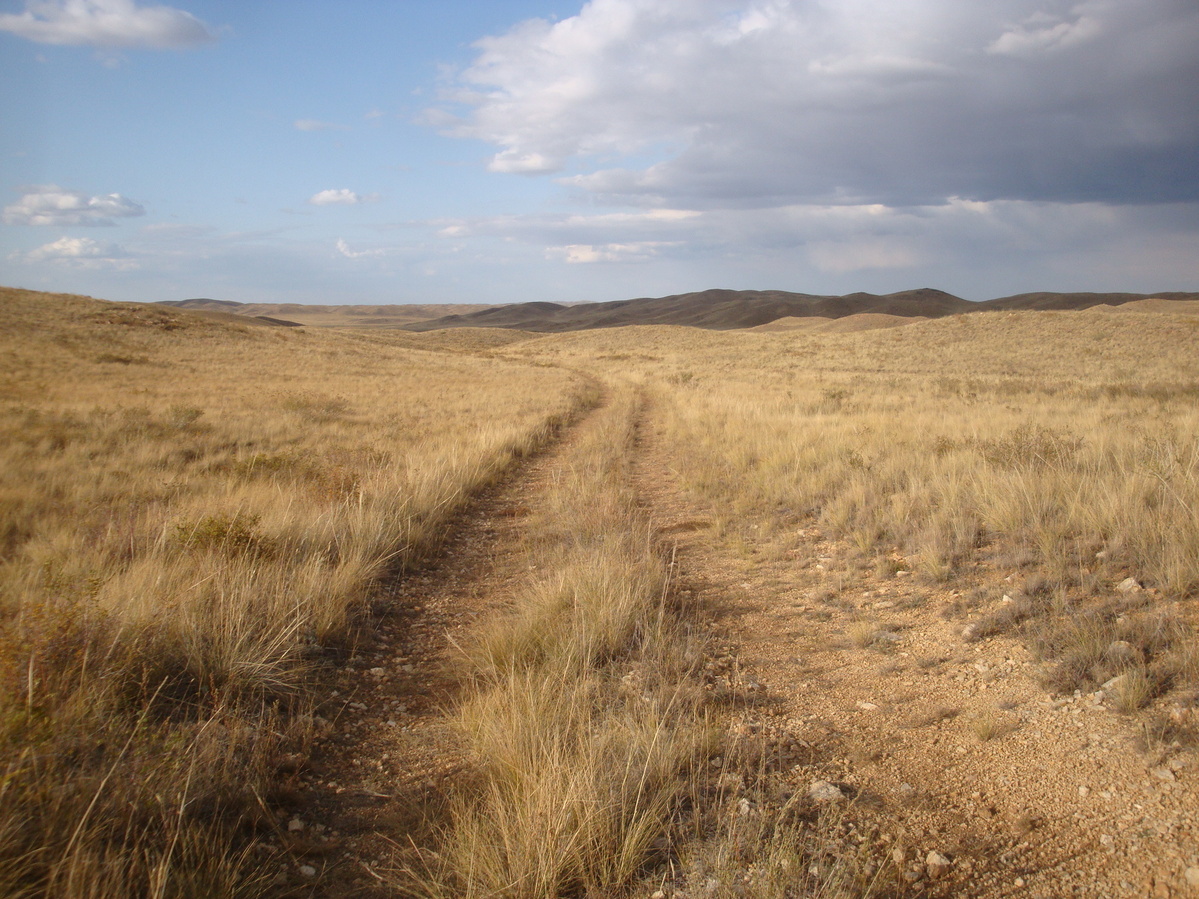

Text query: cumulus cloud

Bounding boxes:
[421,194,1192,290]
[310,189,361,206]
[13,235,137,269]
[435,0,1199,209]
[335,238,389,259]
[547,241,678,263]
[0,0,214,48]
[3,185,145,226]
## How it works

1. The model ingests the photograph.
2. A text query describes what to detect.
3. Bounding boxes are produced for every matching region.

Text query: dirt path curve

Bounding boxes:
[630,395,1199,899]
[268,393,607,896]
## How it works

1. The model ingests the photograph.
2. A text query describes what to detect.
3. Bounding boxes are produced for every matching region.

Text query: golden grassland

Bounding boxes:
[0,287,588,896]
[5,284,1199,897]
[509,307,1199,706]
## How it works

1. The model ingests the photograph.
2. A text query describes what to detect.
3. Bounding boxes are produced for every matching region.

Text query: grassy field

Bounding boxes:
[510,309,1199,707]
[0,287,588,896]
[5,287,1199,896]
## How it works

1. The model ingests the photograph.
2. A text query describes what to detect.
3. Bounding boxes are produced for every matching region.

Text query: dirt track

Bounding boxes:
[266,396,608,895]
[274,384,1198,898]
[630,400,1199,899]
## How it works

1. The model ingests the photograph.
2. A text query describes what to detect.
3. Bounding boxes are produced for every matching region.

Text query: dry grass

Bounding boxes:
[0,287,588,896]
[676,803,890,899]
[510,311,1199,705]
[407,386,711,898]
[11,288,1199,894]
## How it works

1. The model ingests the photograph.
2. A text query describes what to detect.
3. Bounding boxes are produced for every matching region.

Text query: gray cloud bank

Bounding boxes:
[438,0,1199,210]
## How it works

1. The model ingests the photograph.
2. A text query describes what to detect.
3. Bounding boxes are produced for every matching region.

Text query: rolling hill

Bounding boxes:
[157,289,1199,334]
[404,287,972,332]
[405,288,1199,332]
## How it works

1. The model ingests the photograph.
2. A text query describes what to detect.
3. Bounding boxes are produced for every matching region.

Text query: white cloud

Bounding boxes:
[988,9,1104,56]
[0,0,214,48]
[488,150,560,175]
[310,189,376,206]
[13,235,137,269]
[547,241,678,263]
[434,0,1199,209]
[335,238,389,259]
[294,119,348,132]
[3,185,145,226]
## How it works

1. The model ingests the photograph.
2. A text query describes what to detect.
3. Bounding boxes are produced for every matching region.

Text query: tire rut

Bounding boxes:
[268,392,607,896]
[627,392,1199,899]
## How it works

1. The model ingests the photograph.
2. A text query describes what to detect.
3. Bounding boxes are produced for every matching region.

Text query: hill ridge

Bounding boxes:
[158,289,1199,333]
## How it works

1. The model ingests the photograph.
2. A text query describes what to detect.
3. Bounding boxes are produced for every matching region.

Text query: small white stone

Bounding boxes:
[926,851,952,877]
[1117,577,1141,593]
[808,780,845,803]
[369,667,385,677]
[287,817,304,832]
[299,865,317,878]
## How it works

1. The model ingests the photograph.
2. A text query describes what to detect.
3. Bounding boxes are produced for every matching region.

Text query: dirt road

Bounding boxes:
[630,399,1199,899]
[271,384,1198,898]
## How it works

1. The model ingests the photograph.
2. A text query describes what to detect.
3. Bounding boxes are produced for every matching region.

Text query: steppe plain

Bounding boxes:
[2,285,1198,898]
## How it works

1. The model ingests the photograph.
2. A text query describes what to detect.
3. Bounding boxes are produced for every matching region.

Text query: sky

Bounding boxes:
[1,0,1197,306]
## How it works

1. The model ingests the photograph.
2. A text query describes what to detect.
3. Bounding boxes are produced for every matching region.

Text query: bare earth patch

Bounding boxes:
[632,407,1199,899]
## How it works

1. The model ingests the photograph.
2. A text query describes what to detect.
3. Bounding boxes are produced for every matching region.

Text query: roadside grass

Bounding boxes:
[407,386,714,898]
[407,384,887,899]
[0,287,587,896]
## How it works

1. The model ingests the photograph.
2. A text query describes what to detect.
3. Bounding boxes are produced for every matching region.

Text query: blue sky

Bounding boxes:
[2,0,1198,305]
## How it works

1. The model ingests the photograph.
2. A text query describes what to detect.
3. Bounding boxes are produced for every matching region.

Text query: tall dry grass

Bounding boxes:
[409,385,712,898]
[0,287,589,896]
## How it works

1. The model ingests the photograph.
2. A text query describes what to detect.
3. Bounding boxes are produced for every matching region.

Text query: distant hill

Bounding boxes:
[980,291,1199,312]
[405,288,973,332]
[159,299,494,328]
[159,290,1199,334]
